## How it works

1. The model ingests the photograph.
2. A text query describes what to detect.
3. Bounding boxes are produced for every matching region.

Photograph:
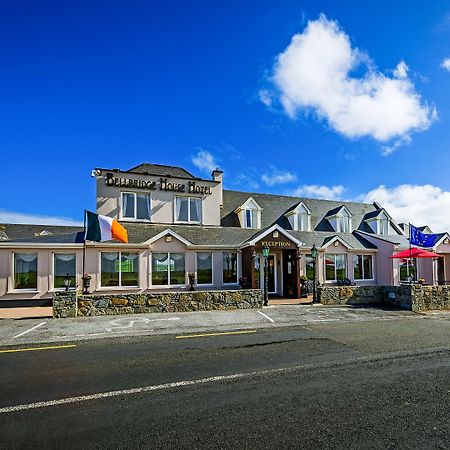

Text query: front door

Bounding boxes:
[268,255,276,293]
[282,250,297,298]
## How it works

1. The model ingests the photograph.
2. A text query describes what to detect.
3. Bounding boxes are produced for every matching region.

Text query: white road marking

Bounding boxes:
[106,317,180,332]
[257,311,275,323]
[53,329,155,338]
[13,322,46,339]
[2,345,449,414]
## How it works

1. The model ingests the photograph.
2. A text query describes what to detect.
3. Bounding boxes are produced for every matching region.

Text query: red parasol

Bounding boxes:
[390,248,443,259]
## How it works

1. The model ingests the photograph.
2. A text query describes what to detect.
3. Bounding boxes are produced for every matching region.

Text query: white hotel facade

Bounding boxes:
[1,163,450,307]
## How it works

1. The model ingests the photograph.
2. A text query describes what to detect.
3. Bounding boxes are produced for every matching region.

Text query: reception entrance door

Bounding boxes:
[267,255,276,293]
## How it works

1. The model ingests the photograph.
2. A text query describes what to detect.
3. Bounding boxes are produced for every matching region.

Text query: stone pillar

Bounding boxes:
[53,291,78,318]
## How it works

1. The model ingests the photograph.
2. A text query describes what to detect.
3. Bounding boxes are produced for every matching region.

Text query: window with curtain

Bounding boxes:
[14,253,38,290]
[175,197,201,223]
[336,216,350,233]
[54,253,76,289]
[197,253,213,284]
[353,255,373,280]
[101,252,139,287]
[325,254,346,281]
[298,212,309,231]
[379,218,389,235]
[151,253,185,286]
[223,252,238,284]
[121,192,151,220]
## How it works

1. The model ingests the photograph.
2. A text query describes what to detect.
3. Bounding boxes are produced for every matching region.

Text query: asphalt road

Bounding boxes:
[1,313,450,449]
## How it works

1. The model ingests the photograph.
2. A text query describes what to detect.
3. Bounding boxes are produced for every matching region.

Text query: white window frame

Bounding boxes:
[120,191,152,221]
[222,252,239,285]
[52,252,77,291]
[175,196,202,224]
[150,252,186,287]
[99,251,140,289]
[11,252,39,292]
[324,253,347,282]
[353,254,374,281]
[195,252,214,286]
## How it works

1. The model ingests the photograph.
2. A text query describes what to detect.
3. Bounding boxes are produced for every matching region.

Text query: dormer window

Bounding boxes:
[245,208,258,228]
[379,217,389,235]
[285,202,311,231]
[327,206,352,233]
[236,197,262,229]
[366,210,390,235]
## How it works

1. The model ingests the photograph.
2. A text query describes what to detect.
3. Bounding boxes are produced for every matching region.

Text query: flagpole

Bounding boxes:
[82,209,87,280]
[407,223,411,282]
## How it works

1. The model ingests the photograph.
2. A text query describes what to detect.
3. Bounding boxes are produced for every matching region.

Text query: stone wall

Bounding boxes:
[53,289,263,318]
[319,285,384,306]
[318,285,450,312]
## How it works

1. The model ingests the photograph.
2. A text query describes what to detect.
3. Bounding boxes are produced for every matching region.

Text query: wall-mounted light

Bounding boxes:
[165,235,173,242]
[273,231,279,238]
[334,240,339,247]
[444,238,449,244]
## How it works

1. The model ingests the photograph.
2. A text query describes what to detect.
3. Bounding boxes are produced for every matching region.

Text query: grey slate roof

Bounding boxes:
[0,221,376,250]
[221,189,380,232]
[355,230,410,248]
[126,163,196,179]
[0,223,83,241]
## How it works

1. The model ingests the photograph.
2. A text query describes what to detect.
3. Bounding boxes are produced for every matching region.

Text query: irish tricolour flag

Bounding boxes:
[84,211,128,243]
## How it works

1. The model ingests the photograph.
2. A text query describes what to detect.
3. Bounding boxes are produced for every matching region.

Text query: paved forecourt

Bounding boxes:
[0,305,418,347]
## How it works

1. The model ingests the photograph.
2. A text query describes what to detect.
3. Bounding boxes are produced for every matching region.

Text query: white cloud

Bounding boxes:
[258,89,273,107]
[290,184,345,200]
[269,15,435,149]
[261,166,297,186]
[0,209,82,226]
[360,184,450,232]
[440,57,450,72]
[192,149,218,174]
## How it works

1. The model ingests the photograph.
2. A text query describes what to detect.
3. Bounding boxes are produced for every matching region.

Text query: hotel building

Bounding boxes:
[1,162,450,306]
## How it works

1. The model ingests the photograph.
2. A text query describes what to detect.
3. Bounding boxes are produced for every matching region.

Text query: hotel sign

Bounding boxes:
[105,173,213,195]
[255,235,296,250]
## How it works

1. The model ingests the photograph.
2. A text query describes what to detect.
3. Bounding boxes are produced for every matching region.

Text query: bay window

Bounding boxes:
[54,253,76,289]
[325,254,346,281]
[121,192,151,221]
[151,253,185,286]
[197,253,213,285]
[176,197,201,223]
[353,255,373,280]
[14,253,38,290]
[101,252,139,287]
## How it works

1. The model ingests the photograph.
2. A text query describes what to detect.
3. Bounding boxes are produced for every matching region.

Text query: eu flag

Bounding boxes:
[410,224,437,247]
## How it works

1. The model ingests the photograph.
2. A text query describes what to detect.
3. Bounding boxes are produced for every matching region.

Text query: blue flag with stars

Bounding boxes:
[410,224,437,247]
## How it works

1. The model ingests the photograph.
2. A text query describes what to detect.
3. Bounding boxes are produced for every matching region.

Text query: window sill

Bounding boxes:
[96,286,141,291]
[120,218,152,223]
[7,290,40,294]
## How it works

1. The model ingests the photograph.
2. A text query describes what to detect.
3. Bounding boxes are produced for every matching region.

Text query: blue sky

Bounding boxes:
[2,0,450,230]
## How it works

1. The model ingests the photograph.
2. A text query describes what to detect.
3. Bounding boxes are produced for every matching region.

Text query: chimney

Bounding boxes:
[212,168,223,207]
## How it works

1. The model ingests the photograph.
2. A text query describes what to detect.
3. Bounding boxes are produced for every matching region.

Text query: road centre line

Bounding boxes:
[0,344,77,354]
[175,330,257,339]
[257,311,275,323]
[1,345,449,415]
[13,322,46,339]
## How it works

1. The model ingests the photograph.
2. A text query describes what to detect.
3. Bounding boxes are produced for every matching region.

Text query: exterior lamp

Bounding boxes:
[63,273,71,292]
[262,245,270,306]
[311,244,318,304]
